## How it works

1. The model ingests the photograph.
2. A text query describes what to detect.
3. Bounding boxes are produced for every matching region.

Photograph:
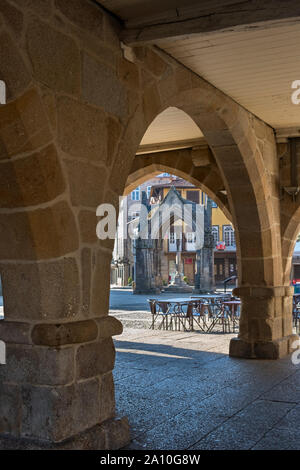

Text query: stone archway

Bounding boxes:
[281,203,300,285]
[0,2,298,450]
[125,146,231,220]
[110,53,297,360]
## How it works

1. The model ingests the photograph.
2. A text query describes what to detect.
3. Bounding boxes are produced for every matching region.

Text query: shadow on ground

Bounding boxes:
[114,330,300,450]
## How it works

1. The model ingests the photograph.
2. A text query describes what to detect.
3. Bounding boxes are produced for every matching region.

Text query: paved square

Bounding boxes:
[114,327,300,449]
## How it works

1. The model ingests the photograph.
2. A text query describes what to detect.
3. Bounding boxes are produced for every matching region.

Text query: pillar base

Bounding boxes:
[229,334,299,359]
[0,417,130,450]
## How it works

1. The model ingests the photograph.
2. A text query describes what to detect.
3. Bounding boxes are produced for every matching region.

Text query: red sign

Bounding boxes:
[184,258,193,264]
[216,242,226,250]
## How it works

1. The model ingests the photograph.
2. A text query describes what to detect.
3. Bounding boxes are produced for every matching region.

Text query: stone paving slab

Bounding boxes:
[114,327,300,450]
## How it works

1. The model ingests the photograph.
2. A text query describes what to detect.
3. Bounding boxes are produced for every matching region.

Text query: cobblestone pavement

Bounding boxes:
[111,290,300,450]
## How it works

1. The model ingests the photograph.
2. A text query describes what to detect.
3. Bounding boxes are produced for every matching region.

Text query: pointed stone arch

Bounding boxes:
[125,148,231,220]
[110,48,295,359]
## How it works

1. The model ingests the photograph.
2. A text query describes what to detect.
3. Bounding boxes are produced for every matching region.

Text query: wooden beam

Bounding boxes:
[136,138,207,155]
[121,0,300,46]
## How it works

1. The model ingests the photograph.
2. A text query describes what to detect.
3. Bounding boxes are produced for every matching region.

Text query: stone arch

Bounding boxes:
[109,50,296,359]
[124,153,231,220]
[281,202,300,284]
[111,64,280,289]
[0,3,297,449]
[279,140,300,285]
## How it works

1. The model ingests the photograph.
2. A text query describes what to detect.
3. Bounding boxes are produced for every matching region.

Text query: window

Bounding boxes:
[186,232,196,243]
[223,225,235,247]
[211,201,218,208]
[131,187,140,201]
[147,186,151,198]
[186,191,200,203]
[212,226,219,245]
[170,232,176,244]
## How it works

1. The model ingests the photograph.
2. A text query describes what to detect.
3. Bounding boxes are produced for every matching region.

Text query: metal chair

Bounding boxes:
[170,301,190,331]
[148,299,158,329]
[191,300,209,332]
[156,301,172,330]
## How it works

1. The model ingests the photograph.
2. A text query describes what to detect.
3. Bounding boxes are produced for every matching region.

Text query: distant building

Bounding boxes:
[292,240,300,280]
[111,174,236,287]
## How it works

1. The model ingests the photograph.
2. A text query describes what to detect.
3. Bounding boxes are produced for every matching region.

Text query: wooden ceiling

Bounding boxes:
[97,1,300,147]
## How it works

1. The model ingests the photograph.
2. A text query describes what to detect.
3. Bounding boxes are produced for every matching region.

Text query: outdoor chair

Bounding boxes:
[148,299,158,329]
[169,302,190,331]
[156,301,172,330]
[191,300,209,332]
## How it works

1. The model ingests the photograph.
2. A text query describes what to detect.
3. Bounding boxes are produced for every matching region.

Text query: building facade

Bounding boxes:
[112,174,236,287]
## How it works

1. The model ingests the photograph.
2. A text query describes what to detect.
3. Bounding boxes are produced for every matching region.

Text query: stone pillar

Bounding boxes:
[230,286,298,359]
[194,198,215,293]
[0,246,129,449]
[0,9,130,445]
[134,238,158,294]
[194,249,201,291]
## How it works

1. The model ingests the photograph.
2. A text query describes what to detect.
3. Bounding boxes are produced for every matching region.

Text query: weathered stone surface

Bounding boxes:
[0,87,52,160]
[229,337,252,358]
[192,147,212,167]
[55,0,104,39]
[0,417,130,449]
[0,144,66,208]
[32,320,98,346]
[99,372,115,422]
[0,344,74,385]
[21,379,100,441]
[103,13,121,50]
[82,52,127,119]
[1,258,80,320]
[64,159,106,208]
[90,250,112,316]
[142,84,161,124]
[0,383,21,436]
[80,248,91,318]
[57,95,107,162]
[0,32,31,99]
[118,58,140,89]
[135,47,168,78]
[96,316,123,338]
[0,321,31,344]
[0,1,23,37]
[230,334,299,359]
[26,19,80,94]
[282,315,293,337]
[241,297,274,320]
[0,201,78,260]
[76,338,115,379]
[103,417,130,450]
[106,115,122,166]
[79,210,98,244]
[40,87,57,132]
[78,209,119,250]
[11,0,51,17]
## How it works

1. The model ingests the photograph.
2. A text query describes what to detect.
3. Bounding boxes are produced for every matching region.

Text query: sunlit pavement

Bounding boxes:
[111,290,300,450]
